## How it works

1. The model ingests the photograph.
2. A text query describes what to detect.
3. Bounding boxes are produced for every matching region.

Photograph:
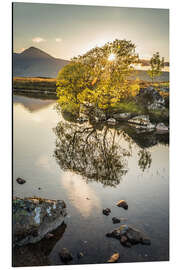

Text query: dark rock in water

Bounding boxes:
[77,252,84,259]
[59,248,73,262]
[13,197,67,246]
[116,200,128,210]
[106,225,150,247]
[141,237,151,245]
[102,208,111,216]
[120,235,132,247]
[126,227,143,244]
[107,252,120,263]
[112,217,120,224]
[16,177,26,184]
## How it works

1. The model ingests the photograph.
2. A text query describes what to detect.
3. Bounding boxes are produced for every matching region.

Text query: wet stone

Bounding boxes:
[116,200,128,210]
[107,252,120,263]
[59,248,73,262]
[141,237,151,245]
[102,208,111,216]
[106,225,150,247]
[112,217,120,224]
[16,177,26,184]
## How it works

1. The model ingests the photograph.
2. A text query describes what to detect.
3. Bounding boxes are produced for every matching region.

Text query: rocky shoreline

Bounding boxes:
[13,196,151,266]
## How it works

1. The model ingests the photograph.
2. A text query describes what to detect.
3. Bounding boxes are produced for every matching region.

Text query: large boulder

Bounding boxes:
[136,87,165,110]
[13,197,67,246]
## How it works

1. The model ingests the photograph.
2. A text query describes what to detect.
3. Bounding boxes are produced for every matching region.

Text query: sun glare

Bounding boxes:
[108,53,116,61]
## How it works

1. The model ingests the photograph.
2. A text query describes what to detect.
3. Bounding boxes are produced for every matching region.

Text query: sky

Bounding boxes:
[13,3,169,61]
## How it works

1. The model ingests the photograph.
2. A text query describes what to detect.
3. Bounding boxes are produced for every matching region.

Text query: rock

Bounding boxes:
[76,117,88,124]
[128,115,156,131]
[126,227,143,244]
[59,248,73,262]
[136,87,165,110]
[106,225,129,239]
[106,225,150,247]
[16,177,26,184]
[45,233,54,239]
[156,122,169,133]
[107,252,120,263]
[116,200,128,210]
[102,208,111,216]
[107,118,116,125]
[129,115,150,125]
[89,108,106,123]
[112,217,120,224]
[120,235,128,244]
[77,252,84,259]
[113,112,131,121]
[141,237,151,245]
[13,197,67,246]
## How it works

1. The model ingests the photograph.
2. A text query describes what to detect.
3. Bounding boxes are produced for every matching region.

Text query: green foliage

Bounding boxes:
[56,39,140,114]
[147,52,164,82]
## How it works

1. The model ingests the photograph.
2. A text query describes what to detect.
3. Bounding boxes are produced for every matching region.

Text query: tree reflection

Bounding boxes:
[53,121,131,187]
[138,149,152,172]
[53,114,169,185]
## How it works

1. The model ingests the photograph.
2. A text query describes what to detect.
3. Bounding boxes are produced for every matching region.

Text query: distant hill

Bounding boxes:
[131,70,169,82]
[13,47,70,78]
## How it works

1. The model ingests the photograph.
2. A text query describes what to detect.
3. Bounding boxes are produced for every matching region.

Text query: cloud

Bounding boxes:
[32,37,46,43]
[55,38,62,43]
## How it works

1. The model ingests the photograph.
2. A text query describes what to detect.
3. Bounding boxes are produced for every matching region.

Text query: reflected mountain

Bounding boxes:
[13,95,55,113]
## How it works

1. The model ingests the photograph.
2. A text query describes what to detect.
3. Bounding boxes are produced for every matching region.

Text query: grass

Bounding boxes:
[112,101,145,115]
[13,77,57,92]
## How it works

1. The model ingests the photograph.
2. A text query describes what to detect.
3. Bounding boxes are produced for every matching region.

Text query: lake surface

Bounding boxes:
[13,94,169,265]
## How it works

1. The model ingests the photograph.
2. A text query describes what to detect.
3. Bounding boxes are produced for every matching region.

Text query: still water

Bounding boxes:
[13,94,169,264]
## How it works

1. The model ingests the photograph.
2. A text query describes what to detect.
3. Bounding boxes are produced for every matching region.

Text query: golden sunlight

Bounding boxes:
[108,53,116,61]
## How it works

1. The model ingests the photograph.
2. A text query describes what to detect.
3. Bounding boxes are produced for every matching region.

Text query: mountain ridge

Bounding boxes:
[13,47,70,78]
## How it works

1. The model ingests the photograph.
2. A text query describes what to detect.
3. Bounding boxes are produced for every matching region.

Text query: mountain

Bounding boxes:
[13,47,70,78]
[13,94,55,112]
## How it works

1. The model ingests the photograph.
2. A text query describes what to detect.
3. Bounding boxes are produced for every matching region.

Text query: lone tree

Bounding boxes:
[57,39,139,116]
[147,52,164,82]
